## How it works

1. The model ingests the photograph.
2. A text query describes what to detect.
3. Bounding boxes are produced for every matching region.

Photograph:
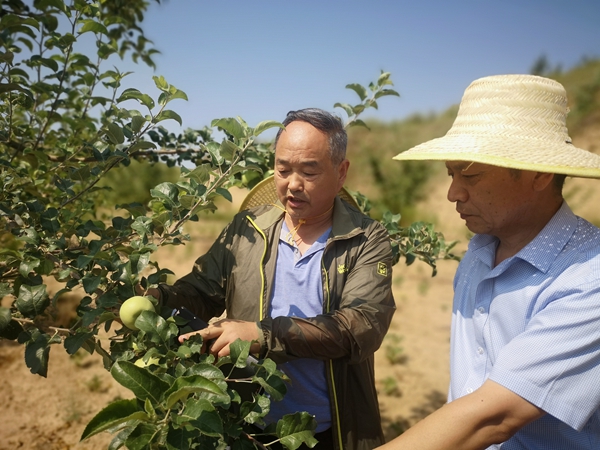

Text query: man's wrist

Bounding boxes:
[255,321,268,358]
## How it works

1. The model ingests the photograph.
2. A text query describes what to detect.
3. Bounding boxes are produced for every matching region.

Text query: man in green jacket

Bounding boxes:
[153,108,396,450]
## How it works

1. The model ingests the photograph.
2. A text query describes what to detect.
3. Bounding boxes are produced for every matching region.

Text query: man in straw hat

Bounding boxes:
[149,108,395,449]
[377,74,600,449]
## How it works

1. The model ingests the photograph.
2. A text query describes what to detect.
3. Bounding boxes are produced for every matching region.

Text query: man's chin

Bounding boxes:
[286,208,306,220]
[463,221,489,235]
[461,216,480,233]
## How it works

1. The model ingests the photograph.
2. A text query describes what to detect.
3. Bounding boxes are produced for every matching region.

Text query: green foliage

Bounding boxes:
[383,333,406,365]
[97,160,180,212]
[529,54,563,77]
[381,376,402,397]
[86,374,106,392]
[334,71,400,130]
[82,309,316,449]
[380,212,459,277]
[0,1,458,448]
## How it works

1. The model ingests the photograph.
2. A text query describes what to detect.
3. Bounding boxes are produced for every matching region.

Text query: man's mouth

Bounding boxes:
[286,196,306,207]
[457,210,472,220]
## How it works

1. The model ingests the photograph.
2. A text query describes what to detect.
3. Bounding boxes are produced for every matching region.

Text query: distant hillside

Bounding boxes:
[346,108,457,222]
[554,58,600,137]
[346,58,600,228]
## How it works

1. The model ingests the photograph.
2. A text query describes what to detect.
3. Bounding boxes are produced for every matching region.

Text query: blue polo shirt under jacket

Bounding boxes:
[264,222,332,433]
[450,202,600,449]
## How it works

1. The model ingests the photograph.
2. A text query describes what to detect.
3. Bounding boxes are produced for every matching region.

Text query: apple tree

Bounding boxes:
[0,0,457,448]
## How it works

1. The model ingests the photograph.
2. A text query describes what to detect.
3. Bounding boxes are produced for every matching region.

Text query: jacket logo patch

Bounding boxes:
[377,262,388,277]
[337,264,349,274]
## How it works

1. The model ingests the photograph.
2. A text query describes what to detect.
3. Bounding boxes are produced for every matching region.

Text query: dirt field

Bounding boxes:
[1,127,598,448]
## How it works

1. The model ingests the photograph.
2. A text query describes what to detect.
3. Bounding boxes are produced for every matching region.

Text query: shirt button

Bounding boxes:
[477,307,485,314]
[477,347,484,355]
[467,388,474,393]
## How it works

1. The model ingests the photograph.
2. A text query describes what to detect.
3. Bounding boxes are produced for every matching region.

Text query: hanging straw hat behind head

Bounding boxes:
[393,74,600,179]
[239,175,360,212]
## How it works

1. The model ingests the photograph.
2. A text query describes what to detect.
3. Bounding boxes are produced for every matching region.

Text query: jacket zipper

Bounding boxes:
[322,260,344,450]
[247,217,268,321]
[249,216,344,448]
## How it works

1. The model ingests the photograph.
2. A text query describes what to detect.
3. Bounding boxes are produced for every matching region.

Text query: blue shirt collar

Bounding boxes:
[280,221,330,259]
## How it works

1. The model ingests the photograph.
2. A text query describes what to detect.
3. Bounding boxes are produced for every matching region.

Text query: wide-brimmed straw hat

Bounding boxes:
[239,176,359,211]
[393,74,600,179]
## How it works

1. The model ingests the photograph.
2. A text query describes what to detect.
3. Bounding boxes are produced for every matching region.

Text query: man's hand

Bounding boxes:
[178,319,261,358]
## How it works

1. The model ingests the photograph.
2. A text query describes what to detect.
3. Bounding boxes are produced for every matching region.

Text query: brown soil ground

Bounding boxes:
[1,132,598,449]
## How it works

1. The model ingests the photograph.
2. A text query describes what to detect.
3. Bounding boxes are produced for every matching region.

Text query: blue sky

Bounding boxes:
[119,0,600,136]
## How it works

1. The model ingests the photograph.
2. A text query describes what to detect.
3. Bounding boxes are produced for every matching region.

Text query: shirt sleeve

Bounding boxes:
[489,261,600,431]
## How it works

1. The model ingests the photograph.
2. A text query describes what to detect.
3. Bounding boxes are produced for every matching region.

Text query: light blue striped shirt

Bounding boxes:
[450,202,600,449]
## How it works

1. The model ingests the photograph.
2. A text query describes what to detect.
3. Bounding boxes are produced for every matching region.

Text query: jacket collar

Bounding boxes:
[250,196,362,239]
[250,201,285,230]
[331,196,362,238]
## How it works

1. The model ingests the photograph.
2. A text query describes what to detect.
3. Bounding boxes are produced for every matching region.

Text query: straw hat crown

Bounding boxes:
[393,74,600,178]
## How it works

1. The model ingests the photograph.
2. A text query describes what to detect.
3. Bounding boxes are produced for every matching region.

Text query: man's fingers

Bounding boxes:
[178,327,223,355]
[178,328,207,343]
[178,330,197,343]
[177,320,257,358]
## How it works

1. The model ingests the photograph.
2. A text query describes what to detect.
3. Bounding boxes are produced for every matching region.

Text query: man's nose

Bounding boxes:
[447,180,467,203]
[287,173,304,192]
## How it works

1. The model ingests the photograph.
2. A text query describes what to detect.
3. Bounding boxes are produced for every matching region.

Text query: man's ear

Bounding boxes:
[338,159,350,189]
[532,172,555,192]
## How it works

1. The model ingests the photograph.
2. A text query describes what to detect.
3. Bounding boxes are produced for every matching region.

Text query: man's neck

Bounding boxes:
[285,211,333,254]
[494,199,563,266]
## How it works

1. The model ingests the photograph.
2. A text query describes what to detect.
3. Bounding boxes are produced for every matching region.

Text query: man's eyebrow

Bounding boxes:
[275,158,319,167]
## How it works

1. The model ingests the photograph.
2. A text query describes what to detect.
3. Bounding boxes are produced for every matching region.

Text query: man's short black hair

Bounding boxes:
[274,108,347,165]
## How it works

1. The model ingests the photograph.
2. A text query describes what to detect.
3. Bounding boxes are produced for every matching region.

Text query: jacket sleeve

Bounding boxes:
[157,216,242,322]
[261,219,396,364]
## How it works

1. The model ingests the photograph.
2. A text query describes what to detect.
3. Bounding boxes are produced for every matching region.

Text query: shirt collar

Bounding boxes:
[251,196,362,239]
[279,221,330,256]
[469,201,577,273]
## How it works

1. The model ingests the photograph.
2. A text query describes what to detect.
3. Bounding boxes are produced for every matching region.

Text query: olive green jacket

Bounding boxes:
[159,196,396,449]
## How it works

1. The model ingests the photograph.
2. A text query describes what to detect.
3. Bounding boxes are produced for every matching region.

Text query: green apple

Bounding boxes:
[119,296,155,331]
[241,171,261,186]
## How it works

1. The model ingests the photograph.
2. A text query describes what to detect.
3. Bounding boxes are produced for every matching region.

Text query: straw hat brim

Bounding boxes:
[393,134,600,179]
[393,74,600,179]
[239,176,360,211]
